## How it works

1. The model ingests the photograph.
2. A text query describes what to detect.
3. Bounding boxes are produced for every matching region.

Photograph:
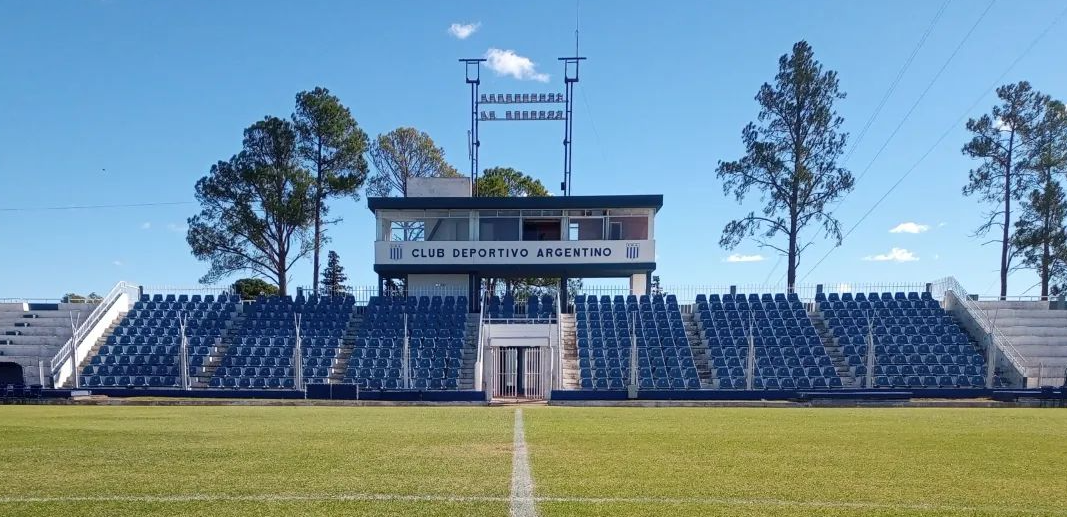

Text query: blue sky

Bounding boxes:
[1,0,1066,299]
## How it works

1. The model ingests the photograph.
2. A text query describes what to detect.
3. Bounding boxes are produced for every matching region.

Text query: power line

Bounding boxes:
[0,201,195,212]
[841,0,951,166]
[799,3,1067,283]
[846,0,996,188]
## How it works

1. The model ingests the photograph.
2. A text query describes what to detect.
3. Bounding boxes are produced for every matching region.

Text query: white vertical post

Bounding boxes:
[293,314,303,389]
[38,360,44,389]
[178,312,190,390]
[745,312,755,391]
[865,311,876,389]
[403,313,411,390]
[69,311,81,389]
[629,310,638,390]
[985,331,996,389]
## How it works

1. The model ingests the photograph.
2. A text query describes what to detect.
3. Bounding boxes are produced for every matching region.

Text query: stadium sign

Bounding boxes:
[375,240,654,265]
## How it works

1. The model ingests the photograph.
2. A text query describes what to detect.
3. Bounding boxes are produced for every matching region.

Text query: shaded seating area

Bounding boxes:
[342,295,468,390]
[819,291,1006,388]
[575,294,701,390]
[81,294,238,388]
[209,295,351,388]
[697,293,842,390]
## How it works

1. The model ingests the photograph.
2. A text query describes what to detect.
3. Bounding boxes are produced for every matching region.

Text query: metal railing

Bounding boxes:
[574,282,932,306]
[474,291,486,392]
[555,294,564,390]
[930,276,1031,383]
[49,281,138,387]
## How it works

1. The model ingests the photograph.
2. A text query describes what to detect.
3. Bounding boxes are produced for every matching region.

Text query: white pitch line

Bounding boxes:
[0,493,1063,515]
[510,408,538,517]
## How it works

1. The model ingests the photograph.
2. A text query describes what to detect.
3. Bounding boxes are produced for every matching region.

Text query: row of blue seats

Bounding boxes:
[127,309,232,320]
[844,353,983,366]
[236,328,344,338]
[817,291,932,302]
[231,337,340,347]
[819,299,940,311]
[855,364,985,377]
[580,378,701,390]
[843,344,975,356]
[576,337,691,350]
[113,327,222,337]
[707,346,832,359]
[208,377,299,389]
[85,365,182,376]
[579,366,695,379]
[365,304,467,315]
[717,377,842,389]
[98,344,209,356]
[216,366,330,378]
[872,375,987,388]
[581,357,697,370]
[836,333,968,346]
[710,356,834,369]
[133,301,235,312]
[141,294,236,303]
[830,324,963,337]
[349,367,459,379]
[824,308,947,319]
[342,378,459,390]
[106,335,217,346]
[716,366,838,378]
[84,376,180,387]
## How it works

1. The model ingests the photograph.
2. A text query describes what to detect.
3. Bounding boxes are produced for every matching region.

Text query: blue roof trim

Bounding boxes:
[374,263,656,278]
[367,194,663,212]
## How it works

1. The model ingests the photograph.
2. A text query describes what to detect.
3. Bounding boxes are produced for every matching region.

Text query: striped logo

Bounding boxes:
[389,245,403,261]
[626,243,640,260]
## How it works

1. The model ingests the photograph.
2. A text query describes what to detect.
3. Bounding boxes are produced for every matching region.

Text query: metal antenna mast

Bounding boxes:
[459,58,485,196]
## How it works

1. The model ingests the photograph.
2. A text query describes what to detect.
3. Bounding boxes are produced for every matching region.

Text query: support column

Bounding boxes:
[629,274,648,296]
[559,276,569,314]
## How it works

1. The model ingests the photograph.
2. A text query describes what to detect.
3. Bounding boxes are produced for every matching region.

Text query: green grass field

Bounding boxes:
[0,405,1065,516]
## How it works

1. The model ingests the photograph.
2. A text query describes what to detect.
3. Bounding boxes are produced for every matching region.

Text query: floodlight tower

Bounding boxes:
[459,58,486,195]
[559,56,585,197]
[460,55,586,197]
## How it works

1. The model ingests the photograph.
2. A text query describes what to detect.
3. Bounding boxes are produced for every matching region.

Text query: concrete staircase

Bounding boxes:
[681,311,714,388]
[66,315,127,388]
[329,312,363,384]
[459,314,480,390]
[189,309,246,388]
[559,313,578,389]
[1,302,101,387]
[808,311,860,388]
[974,300,1067,386]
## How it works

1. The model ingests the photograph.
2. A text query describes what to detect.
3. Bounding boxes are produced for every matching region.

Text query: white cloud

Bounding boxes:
[112,260,124,267]
[996,117,1014,132]
[889,222,930,234]
[724,253,765,263]
[863,248,919,262]
[167,223,187,233]
[140,222,151,230]
[448,22,480,40]
[484,48,550,82]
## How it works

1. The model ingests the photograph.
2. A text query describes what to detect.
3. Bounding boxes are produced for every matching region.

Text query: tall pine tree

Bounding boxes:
[1012,99,1067,299]
[717,41,854,291]
[962,81,1048,298]
[321,250,349,296]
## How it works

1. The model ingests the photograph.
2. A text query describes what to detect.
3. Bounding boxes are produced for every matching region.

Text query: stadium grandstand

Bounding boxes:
[2,177,1063,405]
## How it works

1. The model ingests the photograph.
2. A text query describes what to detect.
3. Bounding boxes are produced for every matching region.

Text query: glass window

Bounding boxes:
[607,216,648,240]
[573,218,605,240]
[391,221,425,241]
[425,218,470,241]
[479,218,520,241]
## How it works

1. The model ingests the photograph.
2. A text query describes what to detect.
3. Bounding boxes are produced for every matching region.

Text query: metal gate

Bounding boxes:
[492,346,547,400]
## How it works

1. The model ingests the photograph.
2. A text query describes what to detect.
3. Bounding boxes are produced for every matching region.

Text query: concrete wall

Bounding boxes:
[407,274,469,296]
[408,177,472,198]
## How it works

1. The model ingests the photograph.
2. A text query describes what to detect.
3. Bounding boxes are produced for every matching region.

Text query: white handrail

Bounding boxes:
[930,276,1031,382]
[50,281,137,386]
[555,295,563,390]
[473,290,485,392]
